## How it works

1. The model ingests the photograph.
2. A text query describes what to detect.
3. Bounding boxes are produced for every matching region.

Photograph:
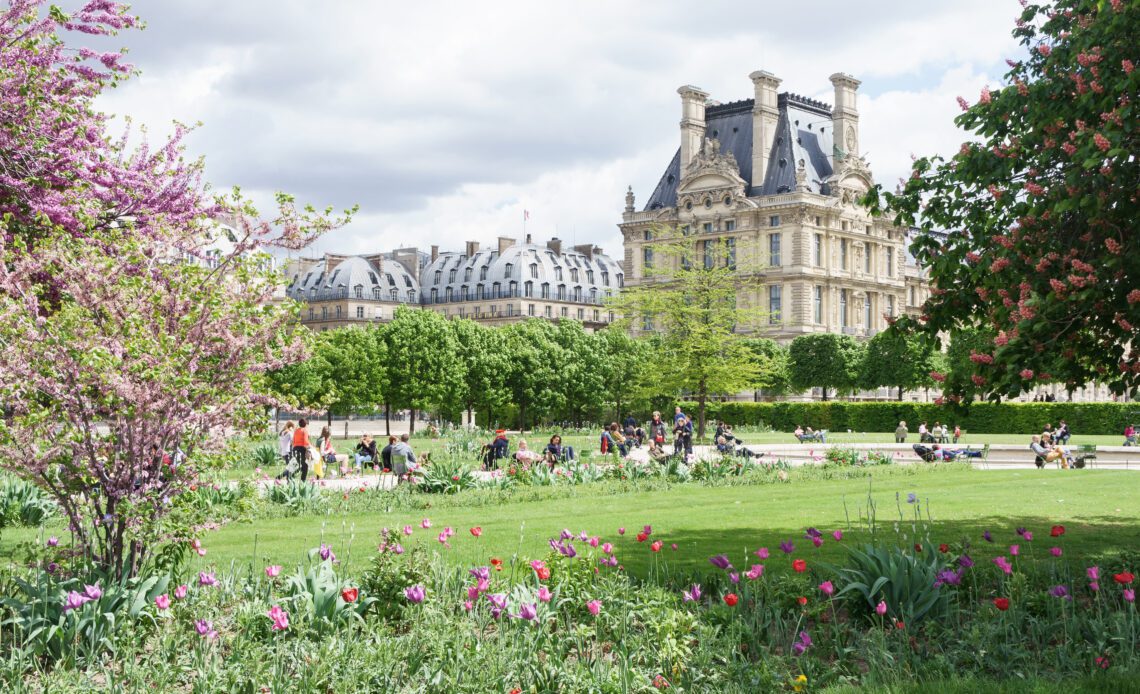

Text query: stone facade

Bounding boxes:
[620,70,930,342]
[284,237,621,331]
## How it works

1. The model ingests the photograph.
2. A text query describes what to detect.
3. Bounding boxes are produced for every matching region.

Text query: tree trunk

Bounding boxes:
[344,418,349,439]
[898,386,905,402]
[327,410,333,429]
[821,387,830,402]
[409,408,416,434]
[384,403,391,436]
[697,380,707,440]
[518,403,527,434]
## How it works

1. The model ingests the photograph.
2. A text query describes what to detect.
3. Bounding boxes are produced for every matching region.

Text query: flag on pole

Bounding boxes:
[524,209,530,221]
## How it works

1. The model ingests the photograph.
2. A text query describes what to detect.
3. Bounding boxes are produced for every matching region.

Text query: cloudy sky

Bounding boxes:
[94,1,1025,259]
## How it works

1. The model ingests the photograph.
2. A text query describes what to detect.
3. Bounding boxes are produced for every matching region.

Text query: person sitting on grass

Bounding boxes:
[1030,434,1069,469]
[544,434,575,467]
[354,434,377,471]
[391,433,416,483]
[514,439,541,465]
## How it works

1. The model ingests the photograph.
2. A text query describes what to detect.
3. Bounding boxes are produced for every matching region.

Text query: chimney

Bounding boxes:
[677,85,709,172]
[465,240,479,258]
[749,70,782,189]
[497,236,516,255]
[573,243,593,260]
[830,72,861,158]
[525,233,532,244]
[547,237,562,255]
[430,245,438,263]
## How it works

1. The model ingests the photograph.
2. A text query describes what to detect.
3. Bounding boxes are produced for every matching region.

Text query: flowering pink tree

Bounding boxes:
[866,0,1138,401]
[0,1,348,576]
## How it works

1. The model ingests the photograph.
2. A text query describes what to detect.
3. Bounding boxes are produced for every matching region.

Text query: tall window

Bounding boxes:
[725,238,736,270]
[586,269,594,283]
[434,270,441,284]
[480,266,488,281]
[321,306,328,320]
[354,285,363,299]
[813,286,823,324]
[554,267,563,281]
[465,267,473,281]
[769,215,780,227]
[602,272,610,286]
[703,241,715,269]
[356,306,364,318]
[864,246,872,273]
[530,263,539,279]
[643,229,652,241]
[680,225,691,236]
[445,287,453,301]
[909,286,916,305]
[643,248,653,269]
[431,288,439,302]
[504,263,513,278]
[840,239,848,269]
[570,268,579,282]
[449,269,457,283]
[887,295,895,317]
[336,305,342,318]
[886,248,894,277]
[475,285,483,300]
[524,281,533,297]
[528,303,535,316]
[839,289,848,327]
[541,283,550,299]
[769,285,782,324]
[703,222,713,234]
[308,308,314,320]
[577,308,584,320]
[865,294,873,330]
[561,307,568,317]
[725,220,736,232]
[545,306,552,318]
[769,233,781,266]
[557,285,566,300]
[813,234,823,266]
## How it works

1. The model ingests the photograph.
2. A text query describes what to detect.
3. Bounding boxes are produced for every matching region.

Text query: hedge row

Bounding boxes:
[678,401,1140,436]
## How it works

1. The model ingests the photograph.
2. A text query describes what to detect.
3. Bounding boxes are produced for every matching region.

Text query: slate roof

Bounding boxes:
[644,93,836,210]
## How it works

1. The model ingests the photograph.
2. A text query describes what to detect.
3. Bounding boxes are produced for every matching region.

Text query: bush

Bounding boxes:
[265,479,327,514]
[0,477,57,528]
[681,401,1135,435]
[413,457,478,494]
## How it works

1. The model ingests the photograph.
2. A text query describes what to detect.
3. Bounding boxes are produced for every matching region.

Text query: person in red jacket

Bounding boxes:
[292,418,312,481]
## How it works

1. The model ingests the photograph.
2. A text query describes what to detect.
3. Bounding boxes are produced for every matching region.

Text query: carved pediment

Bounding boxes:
[827,151,874,203]
[678,137,747,197]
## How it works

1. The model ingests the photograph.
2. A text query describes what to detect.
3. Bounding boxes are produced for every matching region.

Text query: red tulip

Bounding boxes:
[341,587,358,603]
[797,596,808,606]
[914,544,922,552]
[792,559,807,573]
[470,527,482,538]
[650,541,663,552]
[536,566,550,581]
[993,597,1010,611]
[938,543,949,553]
[636,532,648,543]
[491,558,503,571]
[1050,525,1065,537]
[723,593,739,607]
[1114,572,1134,585]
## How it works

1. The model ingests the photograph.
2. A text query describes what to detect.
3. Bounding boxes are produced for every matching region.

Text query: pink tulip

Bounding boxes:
[537,586,552,603]
[1124,588,1135,603]
[586,599,602,616]
[745,564,764,580]
[174,584,188,599]
[618,527,626,535]
[602,543,614,555]
[1050,547,1062,557]
[819,581,835,596]
[403,525,413,536]
[267,605,289,631]
[265,565,282,578]
[1087,566,1100,581]
[754,547,769,559]
[420,518,432,529]
[832,530,843,541]
[155,594,171,610]
[875,600,888,616]
[1010,544,1020,557]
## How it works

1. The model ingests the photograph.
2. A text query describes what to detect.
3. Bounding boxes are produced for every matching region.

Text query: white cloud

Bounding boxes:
[92,0,1027,257]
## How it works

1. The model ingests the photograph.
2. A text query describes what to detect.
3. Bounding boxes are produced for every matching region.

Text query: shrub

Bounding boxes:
[279,552,376,635]
[250,443,281,470]
[265,479,327,514]
[414,457,478,494]
[0,477,57,528]
[835,541,952,624]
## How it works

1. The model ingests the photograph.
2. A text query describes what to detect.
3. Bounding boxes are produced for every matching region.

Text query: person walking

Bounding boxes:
[276,421,295,479]
[648,412,668,447]
[291,418,312,482]
[673,416,693,458]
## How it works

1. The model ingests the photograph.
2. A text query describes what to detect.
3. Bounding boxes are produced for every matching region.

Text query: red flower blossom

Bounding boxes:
[724,593,739,607]
[792,559,807,573]
[1050,525,1065,537]
[491,558,503,571]
[653,674,671,689]
[636,532,648,543]
[650,541,663,553]
[535,566,551,581]
[914,544,923,552]
[470,526,483,538]
[341,587,358,603]
[797,596,808,607]
[939,544,949,553]
[993,597,1010,611]
[1114,572,1134,585]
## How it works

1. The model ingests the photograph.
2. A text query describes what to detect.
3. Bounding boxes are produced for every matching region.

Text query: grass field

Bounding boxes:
[9,466,1126,581]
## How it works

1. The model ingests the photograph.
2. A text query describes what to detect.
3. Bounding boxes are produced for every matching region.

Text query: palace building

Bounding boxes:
[619,70,931,341]
[284,236,622,330]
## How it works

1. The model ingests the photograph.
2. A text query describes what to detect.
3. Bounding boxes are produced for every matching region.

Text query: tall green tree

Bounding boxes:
[318,327,387,431]
[597,327,652,421]
[744,338,793,397]
[451,318,510,427]
[859,330,939,401]
[500,319,566,430]
[553,320,606,426]
[788,333,863,401]
[609,233,765,438]
[382,307,465,432]
[865,0,1139,400]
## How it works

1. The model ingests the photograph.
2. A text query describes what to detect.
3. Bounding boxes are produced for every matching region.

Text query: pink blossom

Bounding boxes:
[586,599,602,616]
[1094,133,1111,152]
[198,571,217,587]
[745,564,765,580]
[1050,547,1062,557]
[832,530,843,541]
[602,542,614,555]
[956,96,970,111]
[1020,369,1035,380]
[1088,566,1100,581]
[265,565,282,578]
[267,605,289,631]
[754,547,769,559]
[420,518,432,529]
[1125,589,1135,603]
[174,585,188,600]
[155,594,170,610]
[819,581,835,596]
[403,525,414,536]
[979,86,992,105]
[537,586,552,603]
[1124,59,1135,75]
[1037,44,1051,57]
[875,601,888,616]
[1010,544,1020,557]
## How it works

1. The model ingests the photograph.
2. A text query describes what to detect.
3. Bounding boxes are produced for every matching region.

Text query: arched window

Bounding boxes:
[434,270,441,283]
[449,269,457,283]
[465,267,472,281]
[445,287,453,301]
[354,285,363,299]
[524,281,533,298]
[541,283,550,299]
[530,263,538,279]
[504,263,513,278]
[557,285,566,301]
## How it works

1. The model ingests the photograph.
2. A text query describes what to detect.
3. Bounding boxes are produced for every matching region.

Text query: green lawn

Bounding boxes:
[143,467,1140,579]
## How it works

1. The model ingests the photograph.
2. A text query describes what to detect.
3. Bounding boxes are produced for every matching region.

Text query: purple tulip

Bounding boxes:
[958,554,975,568]
[682,584,702,602]
[487,593,508,611]
[708,554,732,570]
[982,530,993,543]
[779,540,795,554]
[804,527,822,540]
[46,536,59,547]
[404,585,426,604]
[517,603,538,621]
[469,566,490,581]
[1049,585,1070,600]
[791,630,812,656]
[198,571,217,587]
[319,544,336,562]
[62,591,88,612]
[83,583,102,600]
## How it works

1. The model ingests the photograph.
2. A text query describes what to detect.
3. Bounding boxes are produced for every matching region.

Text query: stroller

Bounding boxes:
[912,444,937,463]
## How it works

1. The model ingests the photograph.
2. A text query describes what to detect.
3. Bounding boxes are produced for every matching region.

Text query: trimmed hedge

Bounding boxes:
[678,401,1139,436]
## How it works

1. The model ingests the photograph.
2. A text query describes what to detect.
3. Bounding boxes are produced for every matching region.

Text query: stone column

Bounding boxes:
[678,85,709,172]
[749,70,781,188]
[829,73,861,160]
